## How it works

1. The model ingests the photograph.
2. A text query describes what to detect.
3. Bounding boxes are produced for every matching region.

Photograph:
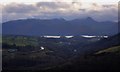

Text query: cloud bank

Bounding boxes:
[1,2,118,22]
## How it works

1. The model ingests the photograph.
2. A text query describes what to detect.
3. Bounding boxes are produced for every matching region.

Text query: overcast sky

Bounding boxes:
[0,0,119,22]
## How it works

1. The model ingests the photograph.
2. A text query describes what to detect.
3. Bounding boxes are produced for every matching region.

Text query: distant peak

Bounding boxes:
[73,17,95,22]
[83,17,96,22]
[52,18,66,21]
[86,17,93,20]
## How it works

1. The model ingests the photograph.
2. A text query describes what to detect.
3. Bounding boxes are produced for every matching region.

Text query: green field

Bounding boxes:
[2,35,39,46]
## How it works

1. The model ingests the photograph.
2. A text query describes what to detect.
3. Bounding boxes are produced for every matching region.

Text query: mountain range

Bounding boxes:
[2,17,118,36]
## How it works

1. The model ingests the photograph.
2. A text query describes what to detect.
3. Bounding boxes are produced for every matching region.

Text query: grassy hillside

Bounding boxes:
[51,45,120,71]
[95,45,120,55]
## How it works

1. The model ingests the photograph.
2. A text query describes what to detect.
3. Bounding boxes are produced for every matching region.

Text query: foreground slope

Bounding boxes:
[50,33,120,71]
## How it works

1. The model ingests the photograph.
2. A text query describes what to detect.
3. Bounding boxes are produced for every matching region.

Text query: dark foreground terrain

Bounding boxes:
[2,33,120,71]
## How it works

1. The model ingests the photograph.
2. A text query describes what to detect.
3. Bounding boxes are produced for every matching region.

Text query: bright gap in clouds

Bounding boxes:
[1,0,119,5]
[1,0,42,5]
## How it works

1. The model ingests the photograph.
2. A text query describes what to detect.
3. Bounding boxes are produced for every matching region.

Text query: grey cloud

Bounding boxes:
[92,3,99,7]
[1,2,118,22]
[2,13,32,22]
[79,9,86,12]
[3,3,38,13]
[102,5,117,8]
[36,2,71,9]
[88,8,118,22]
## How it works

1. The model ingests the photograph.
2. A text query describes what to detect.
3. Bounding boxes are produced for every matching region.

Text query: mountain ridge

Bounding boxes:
[2,17,118,36]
